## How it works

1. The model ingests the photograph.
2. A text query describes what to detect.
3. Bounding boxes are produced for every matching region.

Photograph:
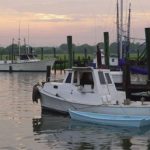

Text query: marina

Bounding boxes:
[0,0,150,149]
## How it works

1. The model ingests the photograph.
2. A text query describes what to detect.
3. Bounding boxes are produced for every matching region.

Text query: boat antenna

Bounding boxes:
[116,0,120,61]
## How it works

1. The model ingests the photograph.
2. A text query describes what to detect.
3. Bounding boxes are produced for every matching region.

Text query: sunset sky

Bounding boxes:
[0,0,149,47]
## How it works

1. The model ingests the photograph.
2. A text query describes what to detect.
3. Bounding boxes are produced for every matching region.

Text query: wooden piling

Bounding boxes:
[54,62,56,75]
[53,47,56,58]
[123,61,131,98]
[84,48,87,59]
[73,51,75,66]
[67,36,73,68]
[145,28,150,82]
[0,52,2,60]
[104,32,109,68]
[60,58,62,74]
[46,66,51,82]
[96,43,102,68]
[9,66,12,73]
[41,48,44,60]
[64,55,66,70]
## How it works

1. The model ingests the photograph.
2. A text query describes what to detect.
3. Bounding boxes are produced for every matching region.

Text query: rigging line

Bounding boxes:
[124,0,128,33]
[109,2,116,43]
[18,21,21,57]
[123,36,145,41]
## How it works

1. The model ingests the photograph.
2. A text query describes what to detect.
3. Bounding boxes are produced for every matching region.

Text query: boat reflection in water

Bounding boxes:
[32,111,150,150]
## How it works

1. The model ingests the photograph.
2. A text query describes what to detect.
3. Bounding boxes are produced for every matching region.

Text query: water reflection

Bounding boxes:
[1,72,150,150]
[33,112,150,150]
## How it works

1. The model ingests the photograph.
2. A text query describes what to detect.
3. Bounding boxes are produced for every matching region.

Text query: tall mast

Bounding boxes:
[126,2,131,59]
[120,0,123,59]
[24,38,27,54]
[18,22,21,57]
[116,0,120,60]
[11,38,14,63]
[27,24,30,54]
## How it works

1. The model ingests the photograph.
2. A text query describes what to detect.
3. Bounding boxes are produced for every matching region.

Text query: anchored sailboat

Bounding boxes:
[0,24,55,72]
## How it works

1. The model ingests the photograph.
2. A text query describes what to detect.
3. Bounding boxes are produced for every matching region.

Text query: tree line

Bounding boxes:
[0,42,145,56]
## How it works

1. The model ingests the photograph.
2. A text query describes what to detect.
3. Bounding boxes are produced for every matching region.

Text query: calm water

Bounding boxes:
[1,72,150,150]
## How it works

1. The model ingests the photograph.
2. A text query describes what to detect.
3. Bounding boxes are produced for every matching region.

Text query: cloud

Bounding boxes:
[0,0,150,46]
[32,13,73,22]
[0,9,116,24]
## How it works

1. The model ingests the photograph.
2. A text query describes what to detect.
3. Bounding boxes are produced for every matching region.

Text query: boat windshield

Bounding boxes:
[98,71,106,84]
[80,72,94,87]
[65,73,72,83]
[73,71,77,84]
[105,73,112,84]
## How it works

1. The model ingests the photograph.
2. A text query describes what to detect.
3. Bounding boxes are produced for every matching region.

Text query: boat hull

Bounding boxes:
[40,91,91,114]
[39,91,150,116]
[69,110,150,127]
[0,60,54,72]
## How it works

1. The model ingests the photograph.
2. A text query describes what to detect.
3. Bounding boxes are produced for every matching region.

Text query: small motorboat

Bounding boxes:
[69,109,150,127]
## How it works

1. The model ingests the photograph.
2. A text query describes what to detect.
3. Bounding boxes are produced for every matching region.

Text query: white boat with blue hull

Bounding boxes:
[69,110,150,127]
[35,66,150,116]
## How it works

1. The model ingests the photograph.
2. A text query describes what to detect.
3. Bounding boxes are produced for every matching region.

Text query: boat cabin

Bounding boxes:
[64,67,94,89]
[19,54,36,60]
[42,67,125,106]
[62,67,125,103]
[17,54,40,63]
[64,67,112,88]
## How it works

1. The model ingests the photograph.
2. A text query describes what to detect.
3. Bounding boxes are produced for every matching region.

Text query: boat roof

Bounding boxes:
[65,66,110,72]
[65,66,93,71]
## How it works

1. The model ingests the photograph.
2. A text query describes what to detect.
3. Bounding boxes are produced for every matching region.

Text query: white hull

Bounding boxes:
[40,91,89,113]
[40,91,150,116]
[0,60,54,72]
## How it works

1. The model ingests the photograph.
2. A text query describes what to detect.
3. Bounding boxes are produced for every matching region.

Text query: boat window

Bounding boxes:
[65,73,72,83]
[73,71,77,83]
[105,73,112,84]
[98,71,106,84]
[19,54,36,60]
[20,55,28,60]
[80,72,94,87]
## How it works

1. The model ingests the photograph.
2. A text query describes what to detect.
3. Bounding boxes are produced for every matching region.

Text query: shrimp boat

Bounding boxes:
[34,66,150,116]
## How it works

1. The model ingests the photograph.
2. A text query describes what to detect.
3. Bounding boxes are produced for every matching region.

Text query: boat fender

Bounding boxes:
[141,97,145,105]
[42,81,46,86]
[116,100,119,105]
[32,83,41,103]
[124,99,130,105]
